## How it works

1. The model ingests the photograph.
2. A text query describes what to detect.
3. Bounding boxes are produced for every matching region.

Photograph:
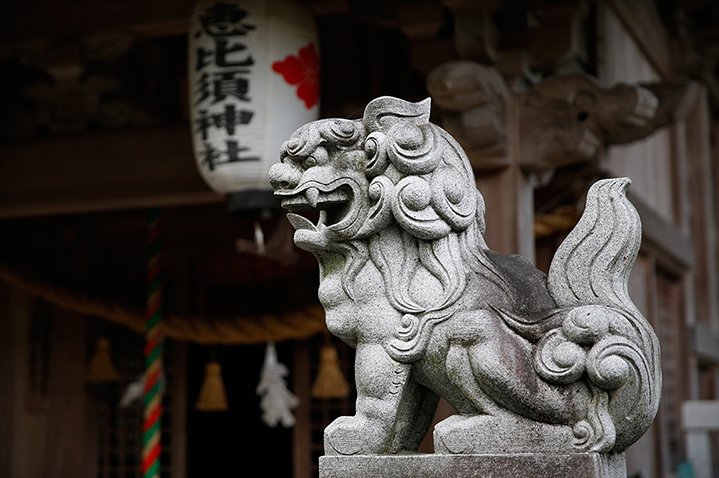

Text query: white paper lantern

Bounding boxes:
[188,0,320,207]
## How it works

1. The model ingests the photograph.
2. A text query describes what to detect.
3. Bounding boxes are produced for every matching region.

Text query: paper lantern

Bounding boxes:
[188,0,320,210]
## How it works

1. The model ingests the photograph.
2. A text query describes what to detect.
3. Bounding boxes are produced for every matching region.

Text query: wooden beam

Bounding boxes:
[691,322,719,363]
[628,191,694,274]
[478,94,536,261]
[0,126,222,218]
[606,0,674,80]
[0,1,196,42]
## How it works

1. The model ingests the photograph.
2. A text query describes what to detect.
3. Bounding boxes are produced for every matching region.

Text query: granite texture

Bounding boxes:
[269,96,662,460]
[319,453,627,478]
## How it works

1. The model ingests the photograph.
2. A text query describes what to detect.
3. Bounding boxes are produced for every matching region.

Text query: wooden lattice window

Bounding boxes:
[293,334,356,478]
[26,299,52,411]
[655,270,688,474]
[310,342,355,477]
[92,322,175,478]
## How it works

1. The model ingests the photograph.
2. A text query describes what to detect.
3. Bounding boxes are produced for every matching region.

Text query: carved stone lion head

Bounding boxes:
[268,96,486,252]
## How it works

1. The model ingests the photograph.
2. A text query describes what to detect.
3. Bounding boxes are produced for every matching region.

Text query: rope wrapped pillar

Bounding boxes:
[142,207,164,478]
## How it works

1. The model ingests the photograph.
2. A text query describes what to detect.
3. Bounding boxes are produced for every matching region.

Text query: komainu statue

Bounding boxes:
[268,96,661,458]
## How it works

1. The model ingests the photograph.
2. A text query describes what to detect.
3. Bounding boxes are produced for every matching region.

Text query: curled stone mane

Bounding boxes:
[273,97,516,362]
[337,97,513,361]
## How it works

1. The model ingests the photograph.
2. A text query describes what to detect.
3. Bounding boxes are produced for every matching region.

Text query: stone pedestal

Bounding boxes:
[319,453,626,478]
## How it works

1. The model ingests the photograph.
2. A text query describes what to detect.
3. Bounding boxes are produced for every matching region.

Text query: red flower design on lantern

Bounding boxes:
[272,42,319,109]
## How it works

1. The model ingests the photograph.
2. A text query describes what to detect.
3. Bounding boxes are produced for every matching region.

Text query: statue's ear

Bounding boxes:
[363,96,431,132]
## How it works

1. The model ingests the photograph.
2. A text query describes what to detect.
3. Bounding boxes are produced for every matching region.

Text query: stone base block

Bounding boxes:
[319,453,626,478]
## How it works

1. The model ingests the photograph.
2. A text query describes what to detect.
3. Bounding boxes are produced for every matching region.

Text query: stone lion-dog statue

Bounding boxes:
[268,96,661,458]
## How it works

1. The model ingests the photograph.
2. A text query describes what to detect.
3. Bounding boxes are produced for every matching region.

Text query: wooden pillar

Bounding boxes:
[292,339,312,478]
[0,284,29,478]
[170,341,188,478]
[686,87,719,332]
[425,60,535,260]
[478,93,535,260]
[40,309,90,477]
[0,286,93,477]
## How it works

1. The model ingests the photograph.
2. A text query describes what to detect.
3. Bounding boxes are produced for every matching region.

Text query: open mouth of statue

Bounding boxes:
[279,183,354,232]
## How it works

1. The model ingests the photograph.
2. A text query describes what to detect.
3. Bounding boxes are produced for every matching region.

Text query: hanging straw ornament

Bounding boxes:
[87,336,121,383]
[234,219,299,266]
[195,361,229,412]
[311,341,350,399]
[119,375,145,408]
[254,221,266,255]
[119,370,166,409]
[256,342,299,427]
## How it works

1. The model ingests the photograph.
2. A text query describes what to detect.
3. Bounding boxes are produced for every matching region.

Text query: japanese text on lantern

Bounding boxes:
[193,2,259,170]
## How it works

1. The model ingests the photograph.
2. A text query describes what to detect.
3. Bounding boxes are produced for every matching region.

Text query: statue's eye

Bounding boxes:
[303,156,318,169]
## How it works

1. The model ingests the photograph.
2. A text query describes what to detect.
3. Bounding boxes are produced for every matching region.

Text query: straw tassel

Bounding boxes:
[87,336,121,383]
[195,361,229,411]
[311,343,350,399]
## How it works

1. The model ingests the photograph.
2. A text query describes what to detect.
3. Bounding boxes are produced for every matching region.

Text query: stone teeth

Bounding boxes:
[324,190,349,202]
[306,187,320,208]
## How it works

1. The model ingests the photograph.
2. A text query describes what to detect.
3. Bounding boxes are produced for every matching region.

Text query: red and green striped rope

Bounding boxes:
[142,207,164,478]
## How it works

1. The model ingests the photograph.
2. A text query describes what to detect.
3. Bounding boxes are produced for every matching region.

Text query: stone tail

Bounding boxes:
[546,177,662,452]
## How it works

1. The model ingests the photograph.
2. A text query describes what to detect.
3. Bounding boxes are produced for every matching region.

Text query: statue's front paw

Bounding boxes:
[324,415,380,455]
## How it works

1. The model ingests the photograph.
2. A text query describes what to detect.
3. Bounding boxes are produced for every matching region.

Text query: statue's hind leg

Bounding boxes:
[435,309,590,453]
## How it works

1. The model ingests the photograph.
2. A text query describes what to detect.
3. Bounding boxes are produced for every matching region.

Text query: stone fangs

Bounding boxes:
[281,187,352,231]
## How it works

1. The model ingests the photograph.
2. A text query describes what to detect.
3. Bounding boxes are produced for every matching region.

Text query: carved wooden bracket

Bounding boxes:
[519,74,700,173]
[632,81,702,139]
[394,0,588,79]
[441,0,589,81]
[441,0,501,64]
[426,60,509,171]
[396,1,456,75]
[427,63,697,176]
